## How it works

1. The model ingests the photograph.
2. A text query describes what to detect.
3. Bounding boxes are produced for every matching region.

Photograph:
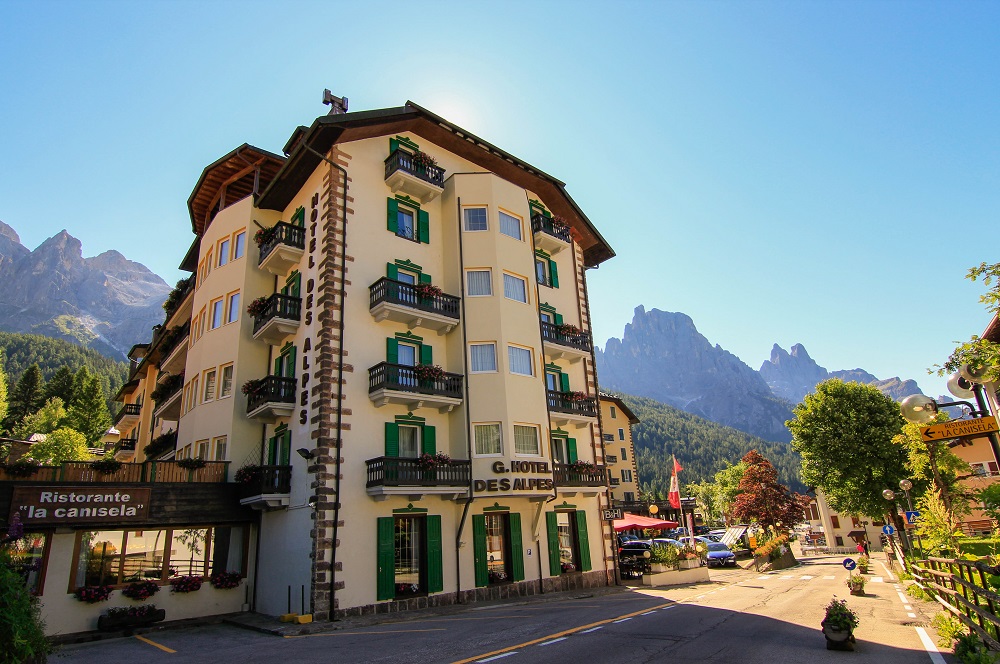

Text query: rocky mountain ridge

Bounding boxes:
[0,221,170,358]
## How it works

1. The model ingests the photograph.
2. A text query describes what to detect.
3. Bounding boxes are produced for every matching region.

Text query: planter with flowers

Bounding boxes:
[1,459,42,479]
[210,571,242,590]
[561,562,577,574]
[822,598,858,650]
[242,378,265,396]
[234,464,262,484]
[414,283,442,303]
[555,323,582,338]
[488,569,508,585]
[857,555,869,574]
[564,391,589,402]
[412,150,438,172]
[121,580,160,602]
[678,547,702,569]
[416,452,451,470]
[89,458,124,475]
[97,604,165,632]
[177,458,207,471]
[253,226,277,247]
[246,296,270,319]
[74,585,113,603]
[413,363,445,387]
[170,575,203,593]
[847,574,866,596]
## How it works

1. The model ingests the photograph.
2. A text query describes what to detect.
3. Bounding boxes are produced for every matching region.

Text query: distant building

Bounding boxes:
[599,394,640,504]
[802,488,884,551]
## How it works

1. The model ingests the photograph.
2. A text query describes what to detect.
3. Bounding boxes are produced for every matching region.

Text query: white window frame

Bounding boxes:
[233,230,246,260]
[213,436,228,461]
[203,369,217,403]
[226,291,240,324]
[210,298,224,329]
[219,364,234,399]
[469,342,498,373]
[502,273,528,303]
[498,210,522,240]
[398,424,422,458]
[217,237,231,267]
[513,424,540,456]
[463,207,488,232]
[474,423,502,456]
[507,345,534,376]
[466,269,493,297]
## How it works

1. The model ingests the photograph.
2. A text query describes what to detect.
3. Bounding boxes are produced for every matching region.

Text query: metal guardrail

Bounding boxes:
[252,293,302,335]
[258,222,306,265]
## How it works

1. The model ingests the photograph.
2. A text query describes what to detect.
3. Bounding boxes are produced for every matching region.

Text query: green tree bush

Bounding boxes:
[23,427,90,464]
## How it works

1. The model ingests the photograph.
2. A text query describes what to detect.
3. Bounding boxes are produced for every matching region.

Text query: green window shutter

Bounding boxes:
[273,355,283,376]
[267,435,277,465]
[385,422,399,457]
[567,438,578,464]
[279,431,291,465]
[386,338,398,364]
[387,262,398,280]
[549,260,559,288]
[285,347,297,378]
[387,198,399,233]
[559,373,571,393]
[473,515,488,587]
[421,425,436,455]
[377,517,395,600]
[291,207,305,227]
[546,512,561,576]
[418,210,430,243]
[287,273,301,297]
[576,511,592,572]
[419,273,432,284]
[554,313,564,325]
[509,513,525,582]
[427,515,444,593]
[390,138,399,154]
[420,344,433,366]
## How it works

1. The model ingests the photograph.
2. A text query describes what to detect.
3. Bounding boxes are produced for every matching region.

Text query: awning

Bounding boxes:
[721,525,749,548]
[846,530,867,539]
[612,513,679,532]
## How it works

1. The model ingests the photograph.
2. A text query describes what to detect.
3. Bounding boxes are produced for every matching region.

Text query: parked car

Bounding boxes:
[617,533,639,548]
[618,540,653,577]
[708,529,727,539]
[651,538,683,549]
[705,542,737,567]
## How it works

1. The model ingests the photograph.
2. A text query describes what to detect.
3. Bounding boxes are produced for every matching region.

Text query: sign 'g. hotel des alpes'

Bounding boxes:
[10,486,151,526]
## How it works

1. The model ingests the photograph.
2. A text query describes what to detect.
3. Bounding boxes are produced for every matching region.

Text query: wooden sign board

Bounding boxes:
[10,486,151,527]
[920,416,999,442]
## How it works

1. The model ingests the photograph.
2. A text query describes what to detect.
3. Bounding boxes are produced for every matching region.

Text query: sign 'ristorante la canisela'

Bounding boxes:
[10,486,151,526]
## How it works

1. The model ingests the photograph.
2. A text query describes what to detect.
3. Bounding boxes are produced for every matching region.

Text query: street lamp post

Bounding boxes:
[882,488,910,554]
[898,479,924,558]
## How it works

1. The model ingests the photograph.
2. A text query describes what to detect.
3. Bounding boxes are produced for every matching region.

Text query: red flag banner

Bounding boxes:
[673,457,683,473]
[668,470,680,509]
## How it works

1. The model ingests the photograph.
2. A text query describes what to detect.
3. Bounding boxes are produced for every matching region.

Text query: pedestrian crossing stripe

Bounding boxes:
[800,575,813,580]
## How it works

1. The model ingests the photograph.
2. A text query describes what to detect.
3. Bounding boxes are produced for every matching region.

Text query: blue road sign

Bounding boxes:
[843,558,857,571]
[905,511,921,525]
[882,524,896,536]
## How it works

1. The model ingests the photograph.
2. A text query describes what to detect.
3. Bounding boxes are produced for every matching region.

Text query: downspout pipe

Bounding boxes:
[304,142,348,620]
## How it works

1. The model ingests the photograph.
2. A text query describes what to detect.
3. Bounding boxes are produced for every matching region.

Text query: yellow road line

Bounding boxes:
[134,635,176,653]
[286,628,447,639]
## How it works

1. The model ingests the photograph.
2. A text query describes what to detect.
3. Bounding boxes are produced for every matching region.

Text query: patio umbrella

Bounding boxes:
[612,513,679,532]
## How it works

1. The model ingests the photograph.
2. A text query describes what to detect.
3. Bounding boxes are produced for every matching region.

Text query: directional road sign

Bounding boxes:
[905,511,921,525]
[882,524,896,536]
[603,508,623,521]
[842,558,857,571]
[920,416,998,442]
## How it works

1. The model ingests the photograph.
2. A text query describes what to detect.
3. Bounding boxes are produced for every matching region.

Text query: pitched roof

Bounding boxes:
[187,144,285,235]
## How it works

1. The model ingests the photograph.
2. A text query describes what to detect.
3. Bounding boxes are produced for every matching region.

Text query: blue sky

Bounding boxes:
[2,1,998,399]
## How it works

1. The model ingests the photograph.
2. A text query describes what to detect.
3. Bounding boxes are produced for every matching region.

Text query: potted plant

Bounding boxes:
[170,575,203,593]
[416,452,451,470]
[74,585,113,603]
[176,458,207,471]
[570,460,597,475]
[234,464,262,484]
[1,459,42,478]
[209,570,242,590]
[412,150,438,171]
[414,283,442,300]
[858,555,869,574]
[253,226,278,247]
[678,547,701,569]
[555,323,582,337]
[413,364,445,382]
[241,378,265,396]
[822,598,858,650]
[847,574,866,596]
[561,561,577,574]
[89,458,123,474]
[564,391,589,402]
[649,543,680,573]
[121,580,160,601]
[487,569,507,584]
[97,604,165,631]
[246,296,270,318]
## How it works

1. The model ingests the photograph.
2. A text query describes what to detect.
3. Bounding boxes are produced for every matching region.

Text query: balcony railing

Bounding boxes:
[531,213,572,244]
[246,375,297,414]
[606,455,618,464]
[369,363,463,400]
[384,149,445,189]
[366,457,471,488]
[540,321,592,354]
[369,278,460,320]
[0,460,229,484]
[237,465,292,500]
[117,437,138,452]
[547,390,598,418]
[610,478,621,486]
[553,463,607,487]
[113,403,142,424]
[252,293,302,336]
[258,222,306,266]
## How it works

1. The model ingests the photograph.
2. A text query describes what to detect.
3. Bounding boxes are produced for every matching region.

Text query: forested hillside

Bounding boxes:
[615,393,804,495]
[0,331,129,399]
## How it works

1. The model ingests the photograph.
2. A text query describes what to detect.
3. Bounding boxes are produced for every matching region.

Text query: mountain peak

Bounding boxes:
[0,220,21,245]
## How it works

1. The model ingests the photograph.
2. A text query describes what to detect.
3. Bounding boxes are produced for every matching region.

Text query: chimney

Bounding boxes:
[323,89,349,115]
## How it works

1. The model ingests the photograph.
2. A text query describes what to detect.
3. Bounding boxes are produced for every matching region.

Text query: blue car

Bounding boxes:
[705,542,737,567]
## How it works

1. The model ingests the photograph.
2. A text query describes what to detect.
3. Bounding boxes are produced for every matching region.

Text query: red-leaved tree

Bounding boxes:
[731,450,809,529]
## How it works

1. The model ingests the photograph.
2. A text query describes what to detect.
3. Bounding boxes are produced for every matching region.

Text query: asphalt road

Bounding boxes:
[53,554,951,663]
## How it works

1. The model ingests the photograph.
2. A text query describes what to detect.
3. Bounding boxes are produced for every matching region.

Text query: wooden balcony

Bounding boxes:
[369,278,460,334]
[114,403,142,428]
[554,463,607,497]
[384,149,445,203]
[246,375,296,422]
[238,465,292,510]
[252,293,302,345]
[158,323,190,375]
[365,456,470,500]
[257,222,306,275]
[368,362,463,412]
[532,213,572,255]
[540,321,592,363]
[115,437,138,462]
[547,390,598,428]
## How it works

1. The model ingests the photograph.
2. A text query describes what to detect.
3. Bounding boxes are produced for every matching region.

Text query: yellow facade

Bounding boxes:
[599,395,640,503]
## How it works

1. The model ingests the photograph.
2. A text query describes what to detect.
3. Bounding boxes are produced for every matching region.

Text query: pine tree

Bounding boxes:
[12,397,68,440]
[5,364,45,431]
[0,357,8,427]
[67,376,112,446]
[44,366,77,407]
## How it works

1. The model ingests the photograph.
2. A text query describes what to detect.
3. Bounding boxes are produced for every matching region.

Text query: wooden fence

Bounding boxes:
[910,556,1000,650]
[0,460,229,484]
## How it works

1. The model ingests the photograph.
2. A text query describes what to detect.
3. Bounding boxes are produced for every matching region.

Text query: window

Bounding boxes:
[498,211,522,240]
[213,436,227,461]
[226,291,240,324]
[196,439,209,460]
[203,369,217,402]
[394,516,425,596]
[831,516,840,529]
[474,423,502,455]
[210,299,224,329]
[387,198,428,243]
[466,269,492,297]
[624,492,635,503]
[470,343,497,373]
[233,231,246,260]
[508,346,533,376]
[610,406,617,419]
[190,376,199,410]
[618,428,625,440]
[551,437,574,464]
[464,207,488,232]
[503,274,528,303]
[219,365,234,398]
[620,447,627,460]
[397,206,416,240]
[621,469,633,483]
[535,255,559,288]
[835,536,844,547]
[7,532,48,594]
[556,512,580,573]
[514,425,540,455]
[399,425,421,458]
[218,238,231,267]
[485,513,509,583]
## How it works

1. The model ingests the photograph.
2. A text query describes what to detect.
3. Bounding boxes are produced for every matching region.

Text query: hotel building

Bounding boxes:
[598,395,640,504]
[0,98,618,633]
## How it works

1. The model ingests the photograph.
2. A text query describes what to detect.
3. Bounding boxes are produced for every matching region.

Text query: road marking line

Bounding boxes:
[823,575,835,580]
[134,635,176,653]
[915,626,947,664]
[579,626,604,634]
[909,613,917,618]
[613,618,633,623]
[287,628,447,639]
[640,611,657,615]
[800,575,814,580]
[478,654,518,662]
[538,637,567,647]
[897,592,909,602]
[904,605,912,610]
[780,575,793,579]
[757,575,770,580]
[871,577,884,583]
